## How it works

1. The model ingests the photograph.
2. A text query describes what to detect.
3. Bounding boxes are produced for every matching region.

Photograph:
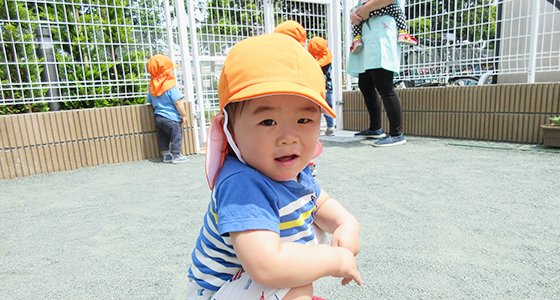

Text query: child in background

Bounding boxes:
[308,36,335,136]
[186,33,361,300]
[146,54,189,163]
[350,0,417,54]
[273,20,307,47]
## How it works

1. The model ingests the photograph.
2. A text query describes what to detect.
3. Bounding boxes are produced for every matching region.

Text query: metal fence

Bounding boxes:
[186,0,342,139]
[0,0,177,107]
[389,0,560,87]
[1,0,559,145]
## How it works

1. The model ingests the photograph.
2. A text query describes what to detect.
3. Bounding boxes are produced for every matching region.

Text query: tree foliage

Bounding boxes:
[0,1,49,114]
[407,0,497,48]
[1,0,166,114]
[196,0,327,55]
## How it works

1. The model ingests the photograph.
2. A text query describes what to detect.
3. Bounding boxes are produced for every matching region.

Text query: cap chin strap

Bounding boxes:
[222,110,246,164]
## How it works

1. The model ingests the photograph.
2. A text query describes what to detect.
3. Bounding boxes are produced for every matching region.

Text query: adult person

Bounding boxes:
[347,0,407,147]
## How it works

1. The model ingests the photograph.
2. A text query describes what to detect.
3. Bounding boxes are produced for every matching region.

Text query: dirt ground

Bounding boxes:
[1,134,559,299]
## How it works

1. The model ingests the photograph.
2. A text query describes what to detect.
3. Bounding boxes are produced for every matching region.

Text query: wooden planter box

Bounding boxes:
[541,125,560,149]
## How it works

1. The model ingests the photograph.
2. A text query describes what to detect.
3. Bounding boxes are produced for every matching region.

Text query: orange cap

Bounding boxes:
[217,33,335,116]
[147,54,178,97]
[308,36,333,67]
[273,20,307,47]
[206,33,335,189]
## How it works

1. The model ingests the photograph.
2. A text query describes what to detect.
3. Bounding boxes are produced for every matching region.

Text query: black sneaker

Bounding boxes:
[354,129,386,139]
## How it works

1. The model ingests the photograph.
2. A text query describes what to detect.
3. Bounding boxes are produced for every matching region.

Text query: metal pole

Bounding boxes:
[329,0,344,130]
[184,0,207,143]
[527,0,541,83]
[264,0,275,34]
[36,26,61,111]
[164,0,174,59]
[176,0,202,151]
[344,0,353,91]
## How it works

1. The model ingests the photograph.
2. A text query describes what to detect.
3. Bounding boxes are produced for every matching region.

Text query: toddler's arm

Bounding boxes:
[314,189,361,256]
[174,98,188,125]
[230,229,362,288]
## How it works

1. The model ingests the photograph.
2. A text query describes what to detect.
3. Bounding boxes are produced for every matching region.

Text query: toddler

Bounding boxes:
[351,0,417,54]
[146,55,189,163]
[186,33,361,300]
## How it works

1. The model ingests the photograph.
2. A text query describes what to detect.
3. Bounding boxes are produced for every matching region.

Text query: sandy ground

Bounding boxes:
[1,133,559,299]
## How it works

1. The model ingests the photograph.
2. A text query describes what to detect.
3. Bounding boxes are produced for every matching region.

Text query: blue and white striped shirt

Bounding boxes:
[188,155,321,291]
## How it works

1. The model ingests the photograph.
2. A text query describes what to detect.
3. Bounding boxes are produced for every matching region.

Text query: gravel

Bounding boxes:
[1,135,559,299]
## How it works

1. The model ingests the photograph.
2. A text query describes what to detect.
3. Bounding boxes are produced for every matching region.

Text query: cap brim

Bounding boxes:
[229,81,336,118]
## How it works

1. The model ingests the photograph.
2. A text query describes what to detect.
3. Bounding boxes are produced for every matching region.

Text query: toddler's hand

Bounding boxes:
[334,247,362,286]
[355,5,371,21]
[350,10,362,25]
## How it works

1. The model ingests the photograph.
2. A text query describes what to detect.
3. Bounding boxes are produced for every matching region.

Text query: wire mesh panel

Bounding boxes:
[537,0,560,73]
[189,0,266,124]
[395,0,500,86]
[366,0,560,87]
[0,0,174,109]
[189,0,331,127]
[274,0,328,39]
[497,0,560,82]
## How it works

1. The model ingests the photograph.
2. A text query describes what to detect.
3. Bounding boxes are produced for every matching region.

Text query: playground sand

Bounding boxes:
[1,135,559,299]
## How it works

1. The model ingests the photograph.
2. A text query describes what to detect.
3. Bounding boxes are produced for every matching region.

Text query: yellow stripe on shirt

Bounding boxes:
[279,206,316,231]
[210,203,218,225]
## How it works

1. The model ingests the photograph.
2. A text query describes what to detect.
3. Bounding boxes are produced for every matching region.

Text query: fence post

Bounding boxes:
[328,0,344,130]
[264,0,275,34]
[343,0,353,92]
[36,26,61,111]
[175,0,201,152]
[527,0,541,83]
[164,0,174,59]
[183,0,207,144]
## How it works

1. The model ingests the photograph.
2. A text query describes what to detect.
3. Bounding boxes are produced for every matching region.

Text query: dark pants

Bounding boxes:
[358,68,403,136]
[324,91,334,128]
[154,114,183,154]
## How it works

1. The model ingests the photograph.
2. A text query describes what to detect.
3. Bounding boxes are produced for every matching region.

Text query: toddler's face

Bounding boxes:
[230,95,322,182]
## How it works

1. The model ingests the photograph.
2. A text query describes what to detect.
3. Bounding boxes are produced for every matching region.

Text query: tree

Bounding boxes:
[407,0,497,48]
[41,0,160,109]
[1,0,167,113]
[0,1,49,114]
[194,0,328,113]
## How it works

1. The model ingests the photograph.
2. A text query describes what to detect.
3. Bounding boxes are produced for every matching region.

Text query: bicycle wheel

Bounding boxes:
[449,77,479,86]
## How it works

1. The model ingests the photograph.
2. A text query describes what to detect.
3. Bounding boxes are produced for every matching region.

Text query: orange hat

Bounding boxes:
[308,36,333,67]
[206,33,336,189]
[147,54,178,97]
[273,20,307,47]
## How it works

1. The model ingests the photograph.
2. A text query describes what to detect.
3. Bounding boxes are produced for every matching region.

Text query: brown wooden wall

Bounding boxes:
[343,83,560,144]
[0,103,197,180]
